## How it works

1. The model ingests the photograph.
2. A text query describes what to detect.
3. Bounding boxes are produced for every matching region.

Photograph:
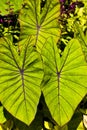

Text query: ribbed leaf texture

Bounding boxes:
[0,38,43,125]
[19,0,60,51]
[41,38,87,126]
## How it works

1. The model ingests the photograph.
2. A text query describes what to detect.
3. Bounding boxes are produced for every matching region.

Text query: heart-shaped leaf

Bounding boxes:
[19,0,60,51]
[41,38,87,126]
[0,37,43,125]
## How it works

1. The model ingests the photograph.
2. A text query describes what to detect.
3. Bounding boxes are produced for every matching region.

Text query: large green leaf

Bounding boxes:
[0,37,43,125]
[0,0,23,15]
[41,38,87,126]
[19,0,60,51]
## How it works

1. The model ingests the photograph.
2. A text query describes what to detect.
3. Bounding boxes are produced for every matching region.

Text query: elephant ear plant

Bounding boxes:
[19,0,60,51]
[41,37,87,127]
[0,0,87,130]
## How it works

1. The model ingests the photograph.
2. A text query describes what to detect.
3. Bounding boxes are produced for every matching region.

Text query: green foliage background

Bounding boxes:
[0,0,87,130]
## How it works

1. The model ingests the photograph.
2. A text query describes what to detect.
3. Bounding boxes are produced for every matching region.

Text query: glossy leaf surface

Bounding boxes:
[0,38,43,125]
[19,0,60,51]
[41,38,87,126]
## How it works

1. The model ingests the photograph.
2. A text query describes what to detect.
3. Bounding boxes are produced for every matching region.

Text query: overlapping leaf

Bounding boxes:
[19,0,60,51]
[41,38,87,126]
[0,38,43,125]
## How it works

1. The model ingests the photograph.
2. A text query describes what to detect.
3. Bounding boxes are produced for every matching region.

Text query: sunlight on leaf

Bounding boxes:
[77,121,84,130]
[41,37,87,126]
[19,0,60,52]
[0,37,43,125]
[44,120,54,129]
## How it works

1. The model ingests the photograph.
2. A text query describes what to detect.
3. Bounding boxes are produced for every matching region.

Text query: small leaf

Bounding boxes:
[44,120,54,129]
[41,37,87,126]
[77,121,84,130]
[1,120,13,130]
[0,106,6,123]
[0,37,43,125]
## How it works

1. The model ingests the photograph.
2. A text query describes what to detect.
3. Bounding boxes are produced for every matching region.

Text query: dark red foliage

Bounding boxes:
[60,0,84,16]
